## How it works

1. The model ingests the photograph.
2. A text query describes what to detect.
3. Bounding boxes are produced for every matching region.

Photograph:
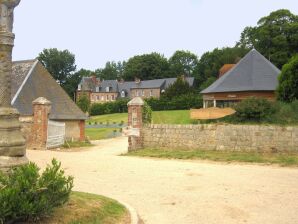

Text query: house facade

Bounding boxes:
[77,76,194,103]
[201,49,280,108]
[12,60,87,142]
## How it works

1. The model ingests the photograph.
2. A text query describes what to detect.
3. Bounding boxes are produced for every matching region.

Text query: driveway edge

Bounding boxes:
[118,200,142,224]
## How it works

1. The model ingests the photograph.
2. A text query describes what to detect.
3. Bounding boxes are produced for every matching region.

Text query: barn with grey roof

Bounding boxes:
[201,49,280,108]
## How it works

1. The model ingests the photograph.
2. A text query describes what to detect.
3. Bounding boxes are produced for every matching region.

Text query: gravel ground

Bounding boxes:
[27,137,298,224]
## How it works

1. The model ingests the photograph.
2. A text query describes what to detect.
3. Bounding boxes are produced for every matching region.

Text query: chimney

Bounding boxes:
[135,77,141,84]
[218,64,235,79]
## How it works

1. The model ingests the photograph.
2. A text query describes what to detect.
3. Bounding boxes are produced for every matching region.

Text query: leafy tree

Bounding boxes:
[195,47,249,87]
[277,55,298,102]
[123,53,170,80]
[169,50,199,76]
[77,94,90,113]
[163,76,194,99]
[95,61,126,80]
[63,69,93,99]
[38,48,77,85]
[199,77,217,91]
[237,9,298,68]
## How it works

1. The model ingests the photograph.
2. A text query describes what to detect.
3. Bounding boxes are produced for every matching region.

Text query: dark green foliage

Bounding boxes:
[168,50,199,76]
[38,48,77,85]
[277,55,298,102]
[146,94,202,111]
[0,159,73,223]
[95,61,126,80]
[123,53,170,81]
[237,9,298,69]
[142,101,152,124]
[90,99,130,116]
[195,47,249,86]
[77,94,90,113]
[234,97,275,122]
[199,77,217,92]
[163,76,195,98]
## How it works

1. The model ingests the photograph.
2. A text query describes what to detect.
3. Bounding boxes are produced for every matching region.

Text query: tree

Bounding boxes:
[169,50,199,76]
[123,53,170,80]
[38,48,77,85]
[63,69,93,100]
[195,47,249,87]
[277,55,298,102]
[163,76,194,99]
[237,9,298,68]
[77,94,90,113]
[95,61,126,80]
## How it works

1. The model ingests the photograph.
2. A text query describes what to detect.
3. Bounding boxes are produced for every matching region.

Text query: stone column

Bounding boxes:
[0,0,28,172]
[31,97,51,150]
[127,97,144,151]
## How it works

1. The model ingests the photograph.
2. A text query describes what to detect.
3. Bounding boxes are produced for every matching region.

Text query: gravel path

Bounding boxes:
[27,137,298,224]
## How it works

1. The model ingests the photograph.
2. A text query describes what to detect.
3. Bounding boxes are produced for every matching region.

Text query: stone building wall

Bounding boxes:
[142,124,298,152]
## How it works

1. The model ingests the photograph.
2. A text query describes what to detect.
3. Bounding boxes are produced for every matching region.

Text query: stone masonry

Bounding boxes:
[127,97,144,150]
[142,124,298,152]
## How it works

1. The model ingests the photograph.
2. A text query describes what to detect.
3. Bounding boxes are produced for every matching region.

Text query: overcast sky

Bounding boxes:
[13,0,298,71]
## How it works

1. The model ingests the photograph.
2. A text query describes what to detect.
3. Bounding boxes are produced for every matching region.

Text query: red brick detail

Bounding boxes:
[128,104,143,150]
[79,120,85,141]
[31,99,51,150]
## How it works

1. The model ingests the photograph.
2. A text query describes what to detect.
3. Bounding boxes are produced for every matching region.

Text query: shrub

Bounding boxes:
[0,159,73,223]
[142,101,152,124]
[89,98,130,116]
[77,94,90,113]
[234,97,275,122]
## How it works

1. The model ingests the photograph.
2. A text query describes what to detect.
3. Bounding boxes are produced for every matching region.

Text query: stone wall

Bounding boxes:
[142,124,298,152]
[19,116,33,148]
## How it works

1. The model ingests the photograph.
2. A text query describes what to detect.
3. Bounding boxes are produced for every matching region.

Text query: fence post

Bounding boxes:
[31,97,51,150]
[127,97,144,151]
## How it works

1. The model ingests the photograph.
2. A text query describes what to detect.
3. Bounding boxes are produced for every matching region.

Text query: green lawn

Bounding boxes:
[126,148,298,166]
[86,128,122,140]
[37,191,129,224]
[88,110,191,125]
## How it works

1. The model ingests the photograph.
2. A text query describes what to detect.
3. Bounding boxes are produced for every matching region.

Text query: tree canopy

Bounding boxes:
[163,76,194,99]
[237,9,298,69]
[123,53,170,81]
[38,48,77,85]
[168,50,199,77]
[95,61,126,80]
[277,54,298,102]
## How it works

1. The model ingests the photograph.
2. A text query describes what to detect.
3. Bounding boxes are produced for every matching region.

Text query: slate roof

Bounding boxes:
[79,77,195,97]
[201,49,280,94]
[12,60,87,120]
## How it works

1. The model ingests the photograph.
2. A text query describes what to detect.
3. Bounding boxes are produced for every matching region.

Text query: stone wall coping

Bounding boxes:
[127,97,144,106]
[32,97,52,105]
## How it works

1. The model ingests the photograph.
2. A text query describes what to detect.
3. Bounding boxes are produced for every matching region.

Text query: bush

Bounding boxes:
[142,101,152,124]
[0,159,73,223]
[77,94,90,113]
[234,97,275,122]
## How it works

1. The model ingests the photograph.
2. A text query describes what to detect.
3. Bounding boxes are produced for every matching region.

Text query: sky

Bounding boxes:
[13,0,298,71]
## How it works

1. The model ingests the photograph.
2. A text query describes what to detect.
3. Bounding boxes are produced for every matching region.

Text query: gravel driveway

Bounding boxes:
[27,137,298,224]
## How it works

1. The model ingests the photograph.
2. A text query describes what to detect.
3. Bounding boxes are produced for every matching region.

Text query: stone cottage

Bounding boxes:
[12,59,87,142]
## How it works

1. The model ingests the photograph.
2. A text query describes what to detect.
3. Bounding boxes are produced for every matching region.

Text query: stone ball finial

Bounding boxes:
[127,97,144,106]
[32,97,52,105]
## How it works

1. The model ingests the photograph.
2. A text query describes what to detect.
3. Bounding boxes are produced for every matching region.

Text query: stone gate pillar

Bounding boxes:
[0,0,28,172]
[127,97,144,151]
[31,97,51,150]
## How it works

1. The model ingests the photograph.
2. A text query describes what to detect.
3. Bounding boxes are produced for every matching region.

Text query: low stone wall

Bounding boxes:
[142,124,298,152]
[19,116,34,148]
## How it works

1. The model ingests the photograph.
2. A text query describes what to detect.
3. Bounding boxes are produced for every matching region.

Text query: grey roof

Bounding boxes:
[201,49,281,94]
[80,77,118,92]
[12,60,87,120]
[163,77,195,89]
[130,79,166,89]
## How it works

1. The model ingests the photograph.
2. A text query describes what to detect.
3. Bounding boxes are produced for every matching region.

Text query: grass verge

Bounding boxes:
[33,191,129,224]
[86,128,121,140]
[126,148,298,166]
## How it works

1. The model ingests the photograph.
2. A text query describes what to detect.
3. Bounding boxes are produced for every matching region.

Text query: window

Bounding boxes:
[112,95,115,101]
[96,95,99,101]
[136,90,140,97]
[96,87,100,92]
[150,90,153,97]
[106,87,110,92]
[121,91,125,98]
[142,90,145,96]
[101,96,104,101]
[106,95,109,101]
[78,84,81,90]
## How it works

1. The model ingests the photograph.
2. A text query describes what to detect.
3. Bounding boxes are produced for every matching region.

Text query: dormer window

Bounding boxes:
[96,87,99,92]
[78,84,81,90]
[106,87,110,92]
[121,90,125,98]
